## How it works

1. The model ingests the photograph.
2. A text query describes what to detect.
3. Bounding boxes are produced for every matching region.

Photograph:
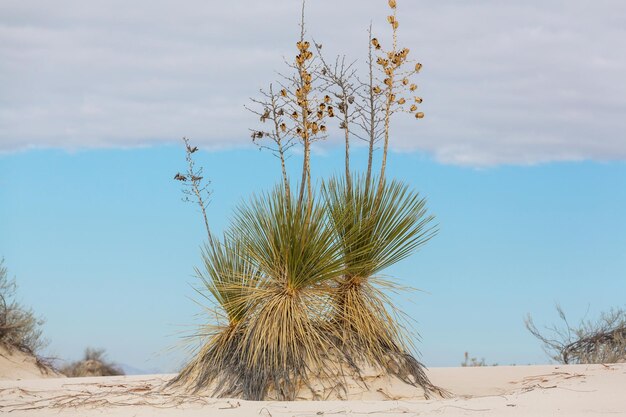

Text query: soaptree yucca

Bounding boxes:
[173,0,444,401]
[229,185,346,400]
[322,174,441,396]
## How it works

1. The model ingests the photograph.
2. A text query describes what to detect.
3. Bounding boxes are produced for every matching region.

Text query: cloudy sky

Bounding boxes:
[1,1,626,372]
[2,0,625,165]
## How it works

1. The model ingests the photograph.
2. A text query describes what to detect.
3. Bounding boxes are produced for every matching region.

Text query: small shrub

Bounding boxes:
[461,352,490,367]
[61,348,124,377]
[526,305,626,364]
[0,258,47,355]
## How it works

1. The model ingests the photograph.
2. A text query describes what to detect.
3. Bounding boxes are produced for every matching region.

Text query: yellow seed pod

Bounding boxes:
[373,86,382,94]
[402,78,409,85]
[388,0,397,8]
[414,97,423,103]
[410,105,417,112]
[280,89,287,97]
[390,93,396,101]
[415,112,424,119]
[392,21,399,30]
[317,111,323,119]
[319,103,326,111]
[384,78,392,86]
[387,15,395,24]
[280,123,287,132]
[415,63,422,72]
[292,111,298,119]
[311,122,319,134]
[385,67,393,76]
[302,41,310,50]
[320,125,327,132]
[376,57,386,66]
[398,98,406,105]
[410,84,417,91]
[324,95,331,103]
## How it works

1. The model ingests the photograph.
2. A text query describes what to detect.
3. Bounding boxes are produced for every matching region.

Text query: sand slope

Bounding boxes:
[1,364,625,416]
[0,346,61,380]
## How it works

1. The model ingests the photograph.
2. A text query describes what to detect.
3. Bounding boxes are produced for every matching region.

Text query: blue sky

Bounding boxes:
[1,147,625,371]
[1,0,626,372]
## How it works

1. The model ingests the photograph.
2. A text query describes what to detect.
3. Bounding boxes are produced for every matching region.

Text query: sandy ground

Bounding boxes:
[1,362,625,416]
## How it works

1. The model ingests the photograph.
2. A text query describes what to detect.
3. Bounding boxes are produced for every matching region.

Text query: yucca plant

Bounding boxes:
[322,174,441,397]
[172,0,445,401]
[167,234,258,396]
[229,185,346,400]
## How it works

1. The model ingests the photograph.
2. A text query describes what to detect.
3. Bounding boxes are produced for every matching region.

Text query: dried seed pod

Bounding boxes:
[373,86,382,94]
[414,97,423,104]
[402,78,409,85]
[415,63,422,72]
[415,112,425,119]
[324,95,331,104]
[280,89,287,97]
[388,0,397,8]
[320,125,327,132]
[410,84,417,91]
[398,98,406,105]
[410,105,417,112]
[280,123,287,132]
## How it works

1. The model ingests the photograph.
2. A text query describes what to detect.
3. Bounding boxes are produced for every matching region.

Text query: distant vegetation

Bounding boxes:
[460,352,498,367]
[60,348,124,377]
[0,258,47,355]
[526,305,626,364]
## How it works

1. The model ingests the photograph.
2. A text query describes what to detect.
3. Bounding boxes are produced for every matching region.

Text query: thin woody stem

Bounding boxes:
[269,84,291,199]
[183,137,212,240]
[378,6,398,192]
[365,24,376,192]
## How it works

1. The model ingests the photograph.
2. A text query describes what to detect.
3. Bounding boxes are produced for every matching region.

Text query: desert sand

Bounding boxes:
[1,354,625,416]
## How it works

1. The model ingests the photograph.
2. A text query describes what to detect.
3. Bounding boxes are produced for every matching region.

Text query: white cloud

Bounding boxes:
[1,0,625,166]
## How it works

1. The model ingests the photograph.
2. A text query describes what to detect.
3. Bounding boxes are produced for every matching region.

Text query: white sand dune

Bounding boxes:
[1,362,625,416]
[0,346,61,380]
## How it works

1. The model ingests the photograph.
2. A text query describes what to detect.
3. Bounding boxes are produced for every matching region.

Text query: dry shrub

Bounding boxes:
[0,258,47,356]
[526,305,626,364]
[61,348,124,377]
